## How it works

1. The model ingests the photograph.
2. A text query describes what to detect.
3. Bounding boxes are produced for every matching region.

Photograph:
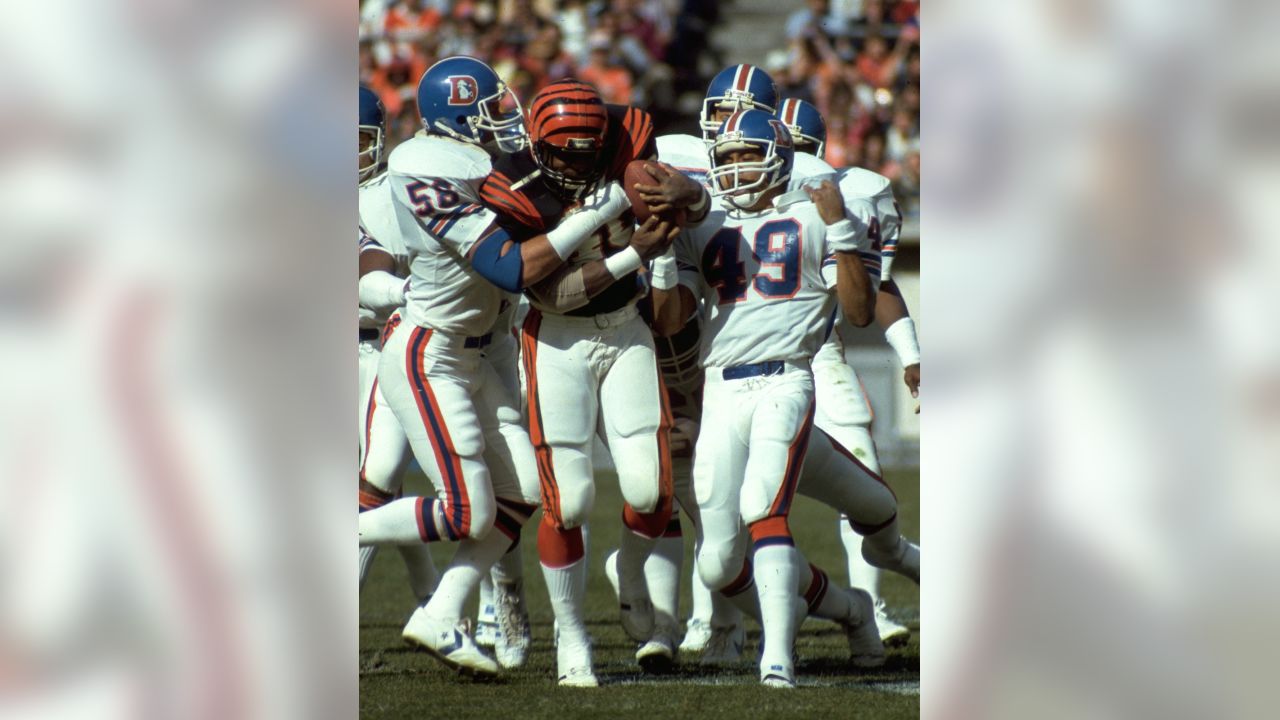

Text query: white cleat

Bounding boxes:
[874,600,911,646]
[680,618,712,653]
[556,638,599,688]
[636,623,678,674]
[844,588,887,668]
[761,671,797,689]
[605,550,655,642]
[494,580,532,669]
[699,623,746,666]
[403,611,499,678]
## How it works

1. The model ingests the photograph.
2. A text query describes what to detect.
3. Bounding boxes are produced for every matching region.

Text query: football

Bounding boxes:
[623,160,688,227]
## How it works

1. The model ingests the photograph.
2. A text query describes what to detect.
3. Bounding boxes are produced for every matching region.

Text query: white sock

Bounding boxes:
[646,534,683,631]
[477,574,496,622]
[425,528,512,622]
[709,587,744,627]
[800,562,856,623]
[359,545,379,589]
[617,527,657,596]
[398,544,439,603]
[690,559,713,624]
[542,558,590,647]
[491,542,524,586]
[753,544,800,677]
[359,497,425,545]
[842,515,883,602]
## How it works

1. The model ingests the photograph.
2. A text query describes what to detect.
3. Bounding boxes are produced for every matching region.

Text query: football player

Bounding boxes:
[357,84,439,606]
[650,109,883,688]
[777,97,923,644]
[477,79,708,684]
[355,58,633,677]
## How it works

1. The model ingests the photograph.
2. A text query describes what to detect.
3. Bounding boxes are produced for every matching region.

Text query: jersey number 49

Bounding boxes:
[702,219,801,304]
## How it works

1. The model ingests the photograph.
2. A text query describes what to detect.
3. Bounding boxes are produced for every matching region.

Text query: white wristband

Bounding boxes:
[604,246,643,279]
[358,270,406,311]
[545,182,632,260]
[649,253,678,290]
[825,218,868,254]
[884,317,921,367]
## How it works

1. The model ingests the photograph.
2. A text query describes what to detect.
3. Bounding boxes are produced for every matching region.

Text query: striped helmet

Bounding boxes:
[527,80,610,199]
[700,64,779,142]
[776,98,827,160]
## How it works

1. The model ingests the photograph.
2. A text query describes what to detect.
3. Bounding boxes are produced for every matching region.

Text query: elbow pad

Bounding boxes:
[469,229,523,293]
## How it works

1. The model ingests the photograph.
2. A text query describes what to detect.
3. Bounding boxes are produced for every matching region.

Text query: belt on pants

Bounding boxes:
[721,360,786,380]
[464,332,493,349]
[359,327,380,342]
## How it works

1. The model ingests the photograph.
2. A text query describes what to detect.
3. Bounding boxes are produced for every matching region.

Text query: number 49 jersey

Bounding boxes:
[674,200,843,369]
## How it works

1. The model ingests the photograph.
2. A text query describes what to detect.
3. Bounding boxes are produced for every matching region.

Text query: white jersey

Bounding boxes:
[387,135,504,337]
[674,199,840,369]
[836,166,901,282]
[657,133,837,193]
[358,173,411,330]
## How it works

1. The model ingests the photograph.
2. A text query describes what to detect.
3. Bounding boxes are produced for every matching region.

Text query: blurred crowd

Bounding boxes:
[359,0,918,221]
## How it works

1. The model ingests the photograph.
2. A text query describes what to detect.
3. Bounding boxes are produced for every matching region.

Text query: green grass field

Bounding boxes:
[360,466,919,719]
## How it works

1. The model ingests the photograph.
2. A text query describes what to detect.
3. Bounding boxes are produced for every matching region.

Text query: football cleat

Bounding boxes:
[636,622,679,675]
[605,550,655,642]
[556,637,598,688]
[843,588,887,668]
[402,611,499,678]
[699,623,746,666]
[875,599,911,646]
[679,618,713,653]
[761,671,797,689]
[493,579,532,669]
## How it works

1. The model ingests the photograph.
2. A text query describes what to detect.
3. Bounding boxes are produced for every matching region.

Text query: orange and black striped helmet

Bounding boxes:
[527,80,609,199]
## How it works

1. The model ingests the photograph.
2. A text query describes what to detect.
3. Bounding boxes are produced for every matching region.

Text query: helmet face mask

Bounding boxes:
[777,98,827,161]
[526,80,609,200]
[358,125,383,182]
[418,56,527,156]
[700,64,779,142]
[358,84,385,182]
[707,111,795,210]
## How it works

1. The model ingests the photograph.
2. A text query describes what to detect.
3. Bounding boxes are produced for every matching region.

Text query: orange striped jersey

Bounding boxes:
[479,104,657,317]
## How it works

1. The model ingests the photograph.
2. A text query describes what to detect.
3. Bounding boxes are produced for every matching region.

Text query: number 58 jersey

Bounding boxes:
[674,200,841,369]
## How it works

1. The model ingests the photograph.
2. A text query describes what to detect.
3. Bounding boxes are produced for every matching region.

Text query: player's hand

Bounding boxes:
[631,216,681,261]
[634,162,703,213]
[904,363,920,413]
[804,180,847,224]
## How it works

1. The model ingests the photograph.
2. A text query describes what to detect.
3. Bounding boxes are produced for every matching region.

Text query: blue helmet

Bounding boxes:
[701,64,779,141]
[707,109,795,210]
[416,56,525,153]
[776,98,827,160]
[359,84,385,182]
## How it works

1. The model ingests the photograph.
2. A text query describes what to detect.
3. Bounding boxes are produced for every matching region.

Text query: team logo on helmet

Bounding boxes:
[769,119,793,148]
[446,76,479,106]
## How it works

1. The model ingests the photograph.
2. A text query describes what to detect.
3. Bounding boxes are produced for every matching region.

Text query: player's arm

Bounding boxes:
[524,216,681,313]
[650,233,699,336]
[358,227,407,312]
[808,180,876,327]
[876,278,921,400]
[470,181,633,293]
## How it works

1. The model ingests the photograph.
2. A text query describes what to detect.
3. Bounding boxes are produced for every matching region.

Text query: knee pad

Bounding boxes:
[547,480,594,530]
[696,540,745,592]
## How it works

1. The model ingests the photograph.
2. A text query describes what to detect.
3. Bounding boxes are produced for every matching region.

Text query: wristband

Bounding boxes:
[688,189,709,216]
[604,246,643,279]
[545,182,632,260]
[884,317,921,368]
[825,218,868,253]
[649,253,678,290]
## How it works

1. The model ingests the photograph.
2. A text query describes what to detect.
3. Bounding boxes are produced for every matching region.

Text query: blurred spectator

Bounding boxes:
[886,106,917,163]
[894,143,920,222]
[579,42,634,104]
[520,24,578,92]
